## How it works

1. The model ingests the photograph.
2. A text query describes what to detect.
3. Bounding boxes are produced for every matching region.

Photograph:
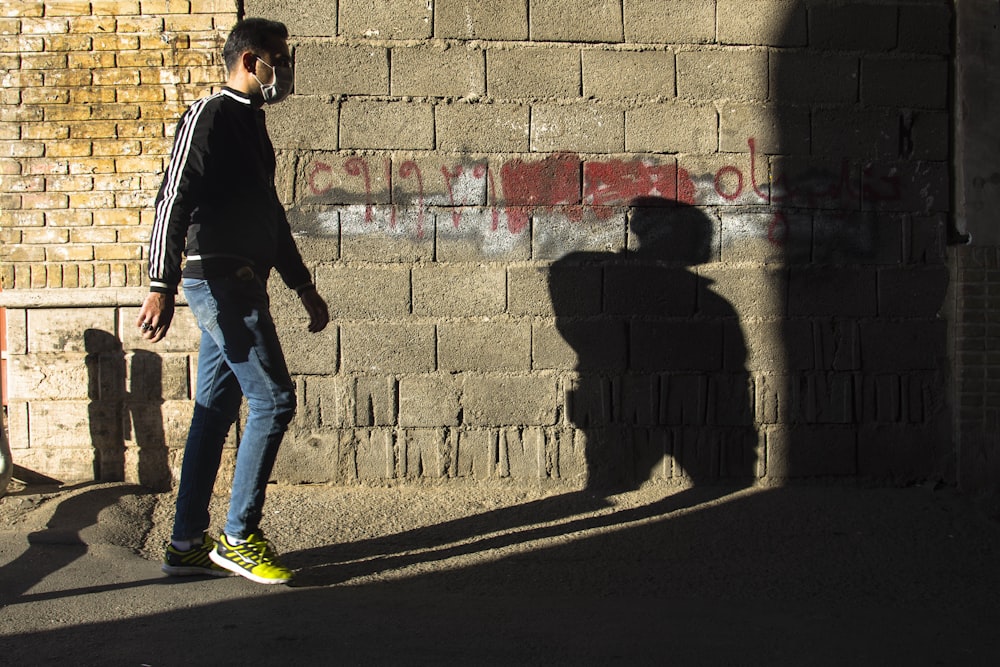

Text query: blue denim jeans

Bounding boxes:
[171,276,296,542]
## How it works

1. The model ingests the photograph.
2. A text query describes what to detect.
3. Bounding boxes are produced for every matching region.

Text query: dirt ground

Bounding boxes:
[2,478,1000,665]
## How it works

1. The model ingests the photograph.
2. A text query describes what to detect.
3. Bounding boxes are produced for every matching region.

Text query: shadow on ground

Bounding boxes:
[2,482,1000,666]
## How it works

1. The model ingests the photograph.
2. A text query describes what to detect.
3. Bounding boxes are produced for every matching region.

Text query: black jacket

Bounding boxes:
[148,87,312,295]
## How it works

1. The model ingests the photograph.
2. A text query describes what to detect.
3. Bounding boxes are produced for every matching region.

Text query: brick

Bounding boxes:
[861,161,949,215]
[718,0,806,47]
[811,108,898,159]
[808,3,898,51]
[436,0,528,40]
[399,375,461,427]
[530,0,623,43]
[341,322,435,373]
[44,34,93,51]
[340,100,434,150]
[353,376,396,427]
[497,427,546,479]
[814,211,903,265]
[243,0,335,35]
[0,1,43,17]
[898,5,952,55]
[623,0,714,44]
[454,429,498,480]
[22,192,70,209]
[315,265,410,318]
[21,123,70,141]
[266,96,338,151]
[394,156,487,208]
[141,0,193,13]
[788,266,877,317]
[907,215,946,264]
[700,264,789,320]
[486,47,580,100]
[274,433,343,485]
[530,104,624,153]
[530,322,576,370]
[296,153,386,206]
[295,44,388,96]
[436,102,529,152]
[677,50,769,102]
[68,52,116,69]
[436,207,531,262]
[905,111,949,161]
[860,320,947,372]
[354,429,396,481]
[14,446,100,482]
[862,58,949,109]
[535,319,627,371]
[631,320,724,372]
[1,140,45,158]
[70,191,116,208]
[93,68,142,87]
[412,264,505,316]
[21,227,69,244]
[21,17,69,34]
[765,426,857,478]
[858,425,947,481]
[94,244,142,260]
[719,210,810,264]
[89,33,140,52]
[8,354,90,400]
[339,0,433,39]
[0,175,44,193]
[605,264,699,316]
[533,211,626,261]
[582,49,674,99]
[509,264,601,317]
[46,209,93,226]
[769,156,860,210]
[0,35,44,52]
[402,428,454,479]
[2,210,43,227]
[461,375,558,426]
[627,103,717,154]
[681,153,769,207]
[339,206,434,262]
[391,45,485,98]
[719,103,810,155]
[117,50,164,67]
[438,320,531,372]
[92,1,140,14]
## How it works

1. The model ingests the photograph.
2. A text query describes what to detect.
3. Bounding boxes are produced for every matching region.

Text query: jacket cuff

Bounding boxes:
[150,281,177,295]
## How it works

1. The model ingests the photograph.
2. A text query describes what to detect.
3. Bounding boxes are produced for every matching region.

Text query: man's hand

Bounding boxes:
[300,288,329,333]
[136,292,175,343]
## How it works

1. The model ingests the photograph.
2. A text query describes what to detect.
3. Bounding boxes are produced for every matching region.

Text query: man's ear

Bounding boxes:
[240,51,257,74]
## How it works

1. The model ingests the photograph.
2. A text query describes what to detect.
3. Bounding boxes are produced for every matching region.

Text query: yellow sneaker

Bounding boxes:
[209,533,293,584]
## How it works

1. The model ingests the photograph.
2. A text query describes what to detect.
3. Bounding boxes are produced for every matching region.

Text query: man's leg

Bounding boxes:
[185,277,295,540]
[171,280,244,543]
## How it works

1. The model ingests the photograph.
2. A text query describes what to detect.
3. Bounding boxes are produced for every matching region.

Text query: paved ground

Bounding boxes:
[1,478,1000,666]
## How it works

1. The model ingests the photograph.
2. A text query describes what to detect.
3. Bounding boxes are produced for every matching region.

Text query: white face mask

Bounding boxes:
[252,57,293,105]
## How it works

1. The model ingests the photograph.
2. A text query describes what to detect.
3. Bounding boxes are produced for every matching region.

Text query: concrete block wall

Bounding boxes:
[1,0,954,489]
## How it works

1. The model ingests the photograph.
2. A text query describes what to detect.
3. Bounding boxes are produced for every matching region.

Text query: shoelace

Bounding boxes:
[244,535,278,563]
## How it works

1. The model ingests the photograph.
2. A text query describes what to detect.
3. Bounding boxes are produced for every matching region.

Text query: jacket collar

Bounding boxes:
[221,86,253,105]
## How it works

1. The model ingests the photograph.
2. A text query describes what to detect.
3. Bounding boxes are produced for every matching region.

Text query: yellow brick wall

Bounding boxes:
[0,0,237,290]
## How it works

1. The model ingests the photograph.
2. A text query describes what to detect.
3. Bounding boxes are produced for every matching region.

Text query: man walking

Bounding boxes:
[137,18,329,585]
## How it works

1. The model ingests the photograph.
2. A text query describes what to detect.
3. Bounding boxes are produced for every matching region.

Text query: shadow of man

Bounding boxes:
[288,198,759,586]
[552,197,757,492]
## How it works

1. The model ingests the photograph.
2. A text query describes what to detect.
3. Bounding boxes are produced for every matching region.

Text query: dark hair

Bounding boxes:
[222,18,289,72]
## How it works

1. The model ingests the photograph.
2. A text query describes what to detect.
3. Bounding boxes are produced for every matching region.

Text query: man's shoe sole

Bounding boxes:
[161,563,232,578]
